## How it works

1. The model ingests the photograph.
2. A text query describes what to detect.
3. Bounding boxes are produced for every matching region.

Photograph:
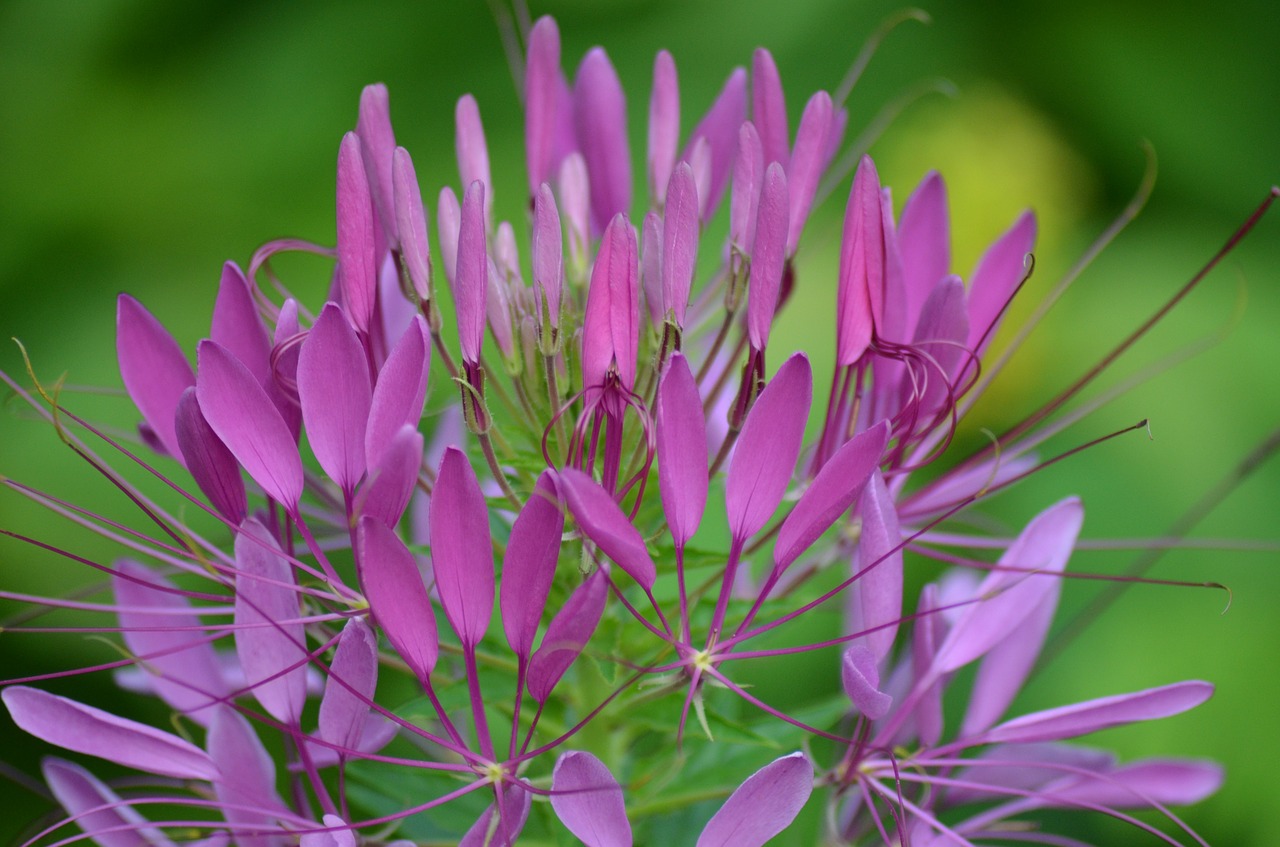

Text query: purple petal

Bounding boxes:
[357,83,398,247]
[113,559,229,725]
[357,516,438,684]
[725,353,812,541]
[681,67,747,220]
[784,90,833,255]
[2,687,217,780]
[336,132,377,333]
[842,644,892,720]
[848,471,903,663]
[211,261,271,385]
[116,293,194,461]
[935,497,1082,673]
[176,388,247,524]
[647,49,679,205]
[984,681,1214,745]
[437,185,461,289]
[533,183,565,329]
[898,171,950,334]
[528,570,608,702]
[456,180,488,364]
[43,758,177,847]
[746,162,788,350]
[318,617,378,752]
[697,752,813,847]
[559,152,592,269]
[525,16,562,196]
[774,420,887,574]
[501,472,564,660]
[234,518,307,724]
[550,751,632,847]
[456,95,492,220]
[729,121,764,251]
[968,210,1036,350]
[359,424,423,528]
[1045,758,1223,809]
[271,298,303,441]
[300,816,357,847]
[574,47,631,234]
[209,706,285,847]
[460,785,532,847]
[910,583,946,747]
[662,162,700,326]
[196,340,303,511]
[657,353,708,548]
[751,49,789,171]
[392,147,432,301]
[366,313,429,468]
[686,137,712,220]
[640,210,664,329]
[298,303,373,493]
[909,274,969,416]
[581,214,640,391]
[556,468,656,590]
[486,254,516,359]
[430,447,495,648]
[949,742,1116,805]
[835,155,883,366]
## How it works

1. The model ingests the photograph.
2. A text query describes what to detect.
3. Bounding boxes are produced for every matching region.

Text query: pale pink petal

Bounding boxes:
[984,681,1214,745]
[42,757,177,847]
[525,16,563,196]
[456,94,492,223]
[550,751,632,847]
[842,644,892,720]
[392,147,432,301]
[318,617,378,752]
[356,83,398,247]
[300,815,357,847]
[640,210,664,329]
[751,48,789,171]
[784,90,833,255]
[849,471,903,663]
[697,752,813,847]
[533,183,565,329]
[234,518,307,724]
[574,47,631,234]
[681,67,747,219]
[437,185,461,288]
[647,49,679,205]
[209,706,286,847]
[1044,758,1223,809]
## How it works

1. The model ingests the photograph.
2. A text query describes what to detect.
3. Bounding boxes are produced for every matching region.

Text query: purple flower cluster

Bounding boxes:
[5,12,1270,847]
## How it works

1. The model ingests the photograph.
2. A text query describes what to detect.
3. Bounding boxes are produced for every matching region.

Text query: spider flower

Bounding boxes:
[3,10,1276,847]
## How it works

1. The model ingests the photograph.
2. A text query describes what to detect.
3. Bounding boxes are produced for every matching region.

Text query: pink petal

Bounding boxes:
[751,48,789,171]
[725,353,812,541]
[2,687,217,780]
[661,162,700,326]
[967,210,1036,351]
[835,156,883,366]
[359,424,423,528]
[556,468,656,590]
[486,255,516,359]
[430,447,495,648]
[697,752,813,847]
[984,681,1214,745]
[113,559,229,725]
[528,570,608,702]
[909,274,970,417]
[774,420,887,574]
[356,83,398,248]
[848,471,903,663]
[1045,758,1223,809]
[336,132,377,333]
[934,497,1083,673]
[729,121,764,251]
[271,299,303,441]
[681,67,747,220]
[318,617,379,752]
[456,180,488,364]
[647,49,680,205]
[300,815,358,847]
[910,583,946,747]
[197,340,302,511]
[116,293,194,461]
[460,785,531,847]
[784,90,833,255]
[366,313,429,468]
[550,751,632,847]
[657,353,708,548]
[209,706,286,847]
[574,47,632,235]
[640,210,663,329]
[234,518,307,724]
[392,147,432,301]
[533,183,565,329]
[455,94,492,223]
[298,303,373,493]
[356,516,439,684]
[211,261,271,385]
[746,162,788,350]
[842,644,892,720]
[559,152,592,269]
[897,171,951,334]
[176,387,247,524]
[500,472,564,660]
[581,213,639,391]
[42,758,177,847]
[437,185,461,288]
[525,16,562,196]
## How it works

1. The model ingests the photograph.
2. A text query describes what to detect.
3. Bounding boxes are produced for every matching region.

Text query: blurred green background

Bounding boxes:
[1,0,1277,844]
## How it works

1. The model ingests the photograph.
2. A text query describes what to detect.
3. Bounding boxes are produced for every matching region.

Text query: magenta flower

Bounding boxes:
[3,10,1276,847]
